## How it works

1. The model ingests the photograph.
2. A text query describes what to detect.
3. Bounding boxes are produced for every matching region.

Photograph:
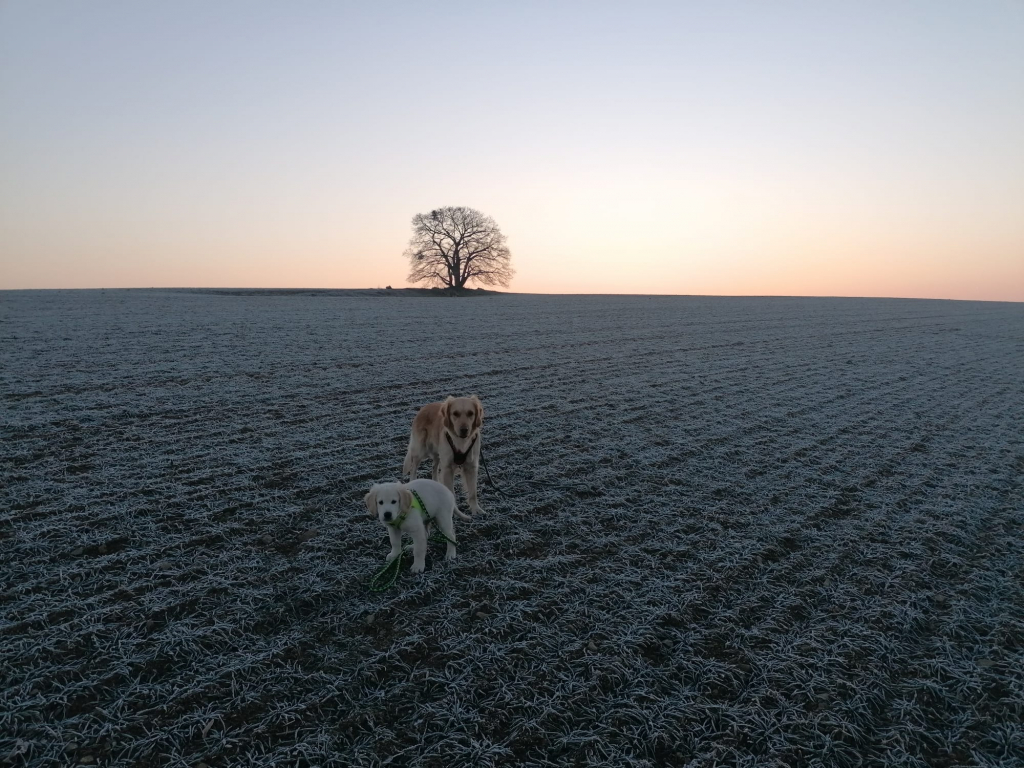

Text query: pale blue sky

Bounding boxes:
[2,1,1023,298]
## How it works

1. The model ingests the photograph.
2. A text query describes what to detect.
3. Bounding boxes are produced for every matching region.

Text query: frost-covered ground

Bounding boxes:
[2,289,1023,767]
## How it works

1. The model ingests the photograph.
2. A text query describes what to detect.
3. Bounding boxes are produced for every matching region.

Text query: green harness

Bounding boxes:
[385,488,430,530]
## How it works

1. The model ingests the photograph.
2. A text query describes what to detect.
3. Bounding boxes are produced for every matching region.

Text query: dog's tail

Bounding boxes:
[454,506,472,521]
[402,435,420,479]
[402,422,430,479]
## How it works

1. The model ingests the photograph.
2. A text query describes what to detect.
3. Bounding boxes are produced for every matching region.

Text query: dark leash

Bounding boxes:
[479,449,595,497]
[479,449,510,499]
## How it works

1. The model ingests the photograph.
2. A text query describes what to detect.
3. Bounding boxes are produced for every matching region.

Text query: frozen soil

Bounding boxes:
[2,289,1023,767]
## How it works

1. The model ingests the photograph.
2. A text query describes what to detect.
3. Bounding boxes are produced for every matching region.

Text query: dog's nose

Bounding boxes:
[460,428,468,437]
[383,511,392,521]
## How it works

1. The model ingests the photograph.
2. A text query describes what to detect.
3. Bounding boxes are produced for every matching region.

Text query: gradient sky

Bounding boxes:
[2,1,1023,299]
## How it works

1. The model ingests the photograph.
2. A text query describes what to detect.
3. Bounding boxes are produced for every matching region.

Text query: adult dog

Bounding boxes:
[403,395,485,515]
[364,479,471,573]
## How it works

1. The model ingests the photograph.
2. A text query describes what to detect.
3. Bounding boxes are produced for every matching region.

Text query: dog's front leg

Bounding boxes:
[385,526,403,563]
[463,462,484,515]
[410,523,428,574]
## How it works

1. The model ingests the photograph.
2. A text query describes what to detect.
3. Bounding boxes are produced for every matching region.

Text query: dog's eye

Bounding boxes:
[452,411,460,417]
[390,499,396,504]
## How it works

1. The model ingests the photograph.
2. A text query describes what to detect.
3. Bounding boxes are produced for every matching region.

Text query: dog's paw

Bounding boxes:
[470,504,484,516]
[385,551,400,564]
[410,561,426,574]
[444,550,457,561]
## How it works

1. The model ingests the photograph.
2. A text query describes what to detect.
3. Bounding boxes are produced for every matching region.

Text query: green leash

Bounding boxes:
[368,550,406,592]
[367,490,458,592]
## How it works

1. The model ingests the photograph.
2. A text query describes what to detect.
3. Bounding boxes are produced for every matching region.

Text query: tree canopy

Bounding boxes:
[405,206,514,290]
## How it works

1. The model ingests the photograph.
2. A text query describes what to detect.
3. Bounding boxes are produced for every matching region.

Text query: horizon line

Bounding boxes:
[2,286,1021,304]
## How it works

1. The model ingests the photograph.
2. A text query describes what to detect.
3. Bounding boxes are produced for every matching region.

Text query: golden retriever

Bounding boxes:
[364,479,470,573]
[403,395,485,515]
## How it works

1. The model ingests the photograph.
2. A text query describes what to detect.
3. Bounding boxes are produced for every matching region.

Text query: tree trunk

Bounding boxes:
[451,252,462,289]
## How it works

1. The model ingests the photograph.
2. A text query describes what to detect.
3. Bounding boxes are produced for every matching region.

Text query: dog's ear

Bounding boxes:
[399,488,412,516]
[364,486,378,516]
[442,396,454,430]
[471,395,483,430]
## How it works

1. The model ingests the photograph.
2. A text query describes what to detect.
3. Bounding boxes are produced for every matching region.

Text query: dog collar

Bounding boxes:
[445,432,478,466]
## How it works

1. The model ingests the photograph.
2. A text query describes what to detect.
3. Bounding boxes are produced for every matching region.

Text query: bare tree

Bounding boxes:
[405,206,514,290]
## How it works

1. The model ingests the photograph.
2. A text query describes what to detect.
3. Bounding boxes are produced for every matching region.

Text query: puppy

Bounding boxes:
[403,395,485,515]
[364,478,471,574]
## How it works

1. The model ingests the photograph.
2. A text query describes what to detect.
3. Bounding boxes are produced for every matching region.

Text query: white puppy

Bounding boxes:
[364,478,471,574]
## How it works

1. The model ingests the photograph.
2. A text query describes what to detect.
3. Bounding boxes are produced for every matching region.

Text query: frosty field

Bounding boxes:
[2,289,1023,767]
